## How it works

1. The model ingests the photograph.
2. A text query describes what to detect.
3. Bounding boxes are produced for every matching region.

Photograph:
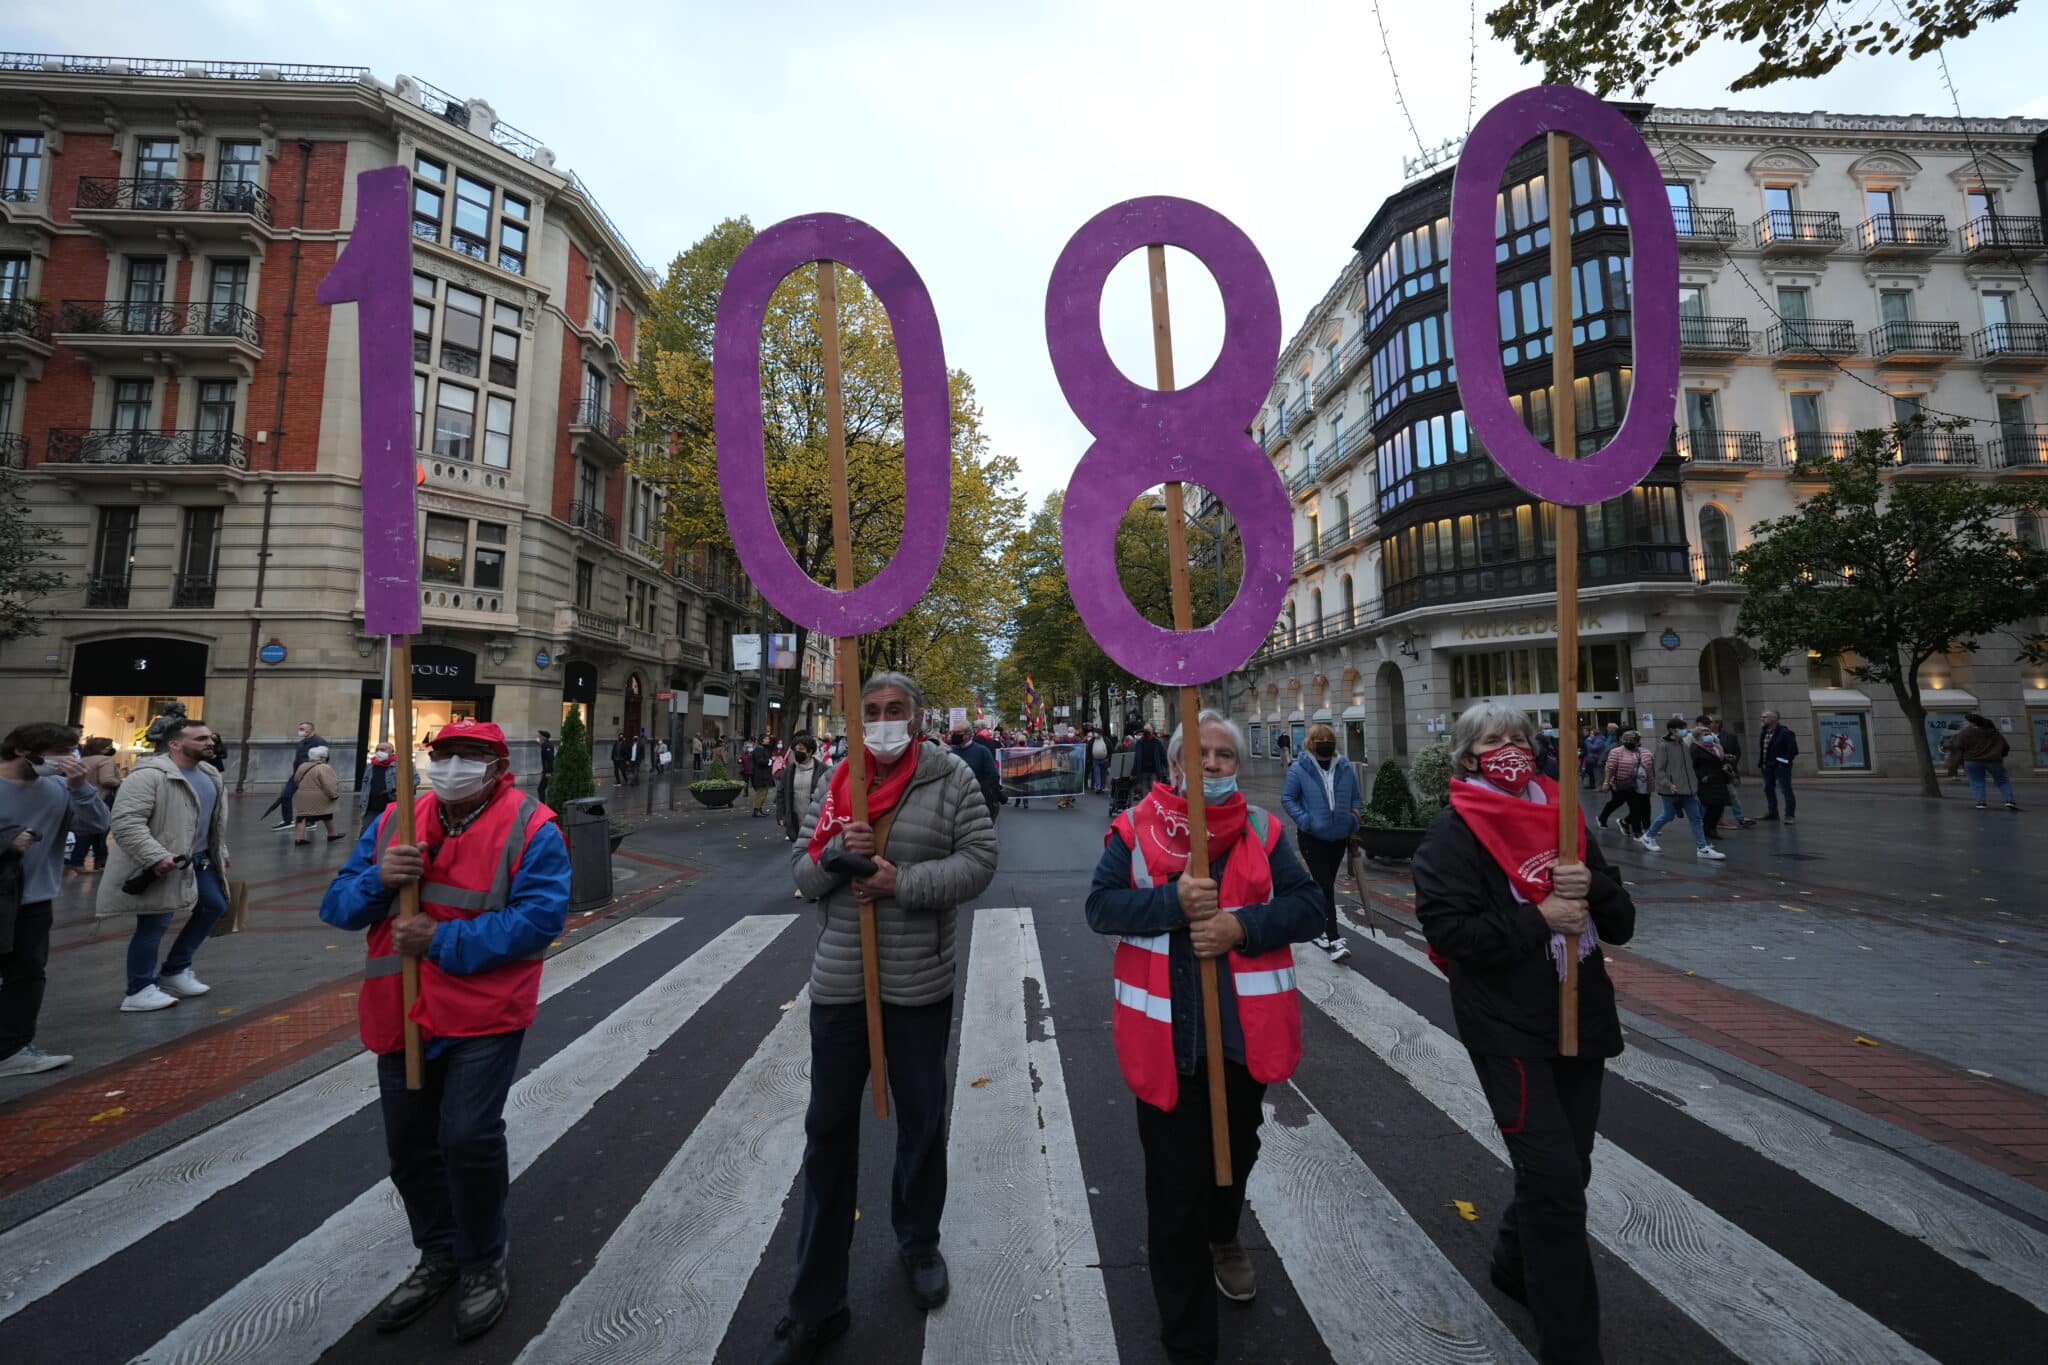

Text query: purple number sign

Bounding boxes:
[317,165,420,636]
[713,215,949,636]
[1047,197,1291,685]
[1449,86,1680,506]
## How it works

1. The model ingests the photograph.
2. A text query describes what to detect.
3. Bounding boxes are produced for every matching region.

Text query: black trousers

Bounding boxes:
[1136,1058,1266,1365]
[789,996,954,1323]
[0,901,53,1062]
[378,1030,525,1271]
[1470,1052,1606,1365]
[1596,790,1649,836]
[1295,832,1347,940]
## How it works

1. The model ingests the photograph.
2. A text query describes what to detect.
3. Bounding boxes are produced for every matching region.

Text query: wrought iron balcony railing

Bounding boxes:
[171,573,217,609]
[1767,319,1859,356]
[1867,320,1963,359]
[1989,429,2048,468]
[1754,209,1843,248]
[46,427,249,468]
[1971,323,2048,361]
[569,396,628,442]
[567,498,618,542]
[56,299,263,346]
[1678,429,1774,466]
[1678,316,1752,353]
[0,297,50,342]
[1781,431,1854,470]
[73,175,275,224]
[1960,215,2045,254]
[1690,552,1740,585]
[0,433,25,467]
[1856,213,1948,252]
[1671,205,1738,243]
[85,574,129,608]
[1894,432,1980,468]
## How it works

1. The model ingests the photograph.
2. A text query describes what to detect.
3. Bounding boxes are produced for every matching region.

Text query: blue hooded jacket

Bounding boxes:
[1281,748,1363,843]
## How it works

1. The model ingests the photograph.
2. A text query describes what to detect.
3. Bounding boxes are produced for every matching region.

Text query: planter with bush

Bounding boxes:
[689,756,745,808]
[1356,740,1453,861]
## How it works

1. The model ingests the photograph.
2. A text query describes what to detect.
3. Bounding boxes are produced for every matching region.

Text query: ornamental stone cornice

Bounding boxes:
[1652,140,1716,181]
[1846,149,1922,190]
[1859,258,1934,288]
[1745,145,1819,187]
[1949,151,2025,192]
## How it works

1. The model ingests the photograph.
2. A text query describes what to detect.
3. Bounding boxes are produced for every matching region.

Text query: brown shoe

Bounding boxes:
[1210,1240,1256,1302]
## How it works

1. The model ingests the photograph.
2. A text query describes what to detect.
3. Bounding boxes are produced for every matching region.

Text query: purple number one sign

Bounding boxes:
[1449,85,1681,506]
[318,165,420,636]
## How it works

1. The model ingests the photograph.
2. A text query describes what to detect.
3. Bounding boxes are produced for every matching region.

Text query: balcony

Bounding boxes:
[567,498,618,542]
[1255,600,1385,660]
[54,299,263,364]
[678,564,754,610]
[1313,357,1339,398]
[1989,428,2048,469]
[1691,552,1740,586]
[1324,513,1373,557]
[1781,431,1854,474]
[1320,419,1373,480]
[1282,396,1311,431]
[71,176,275,235]
[1286,463,1316,498]
[1382,543,1690,615]
[1753,209,1842,253]
[1678,428,1775,469]
[1337,331,1370,384]
[1894,432,1980,469]
[624,625,660,657]
[1292,536,1323,572]
[1678,315,1752,357]
[1259,414,1289,453]
[629,533,664,565]
[1971,323,2048,367]
[170,573,217,609]
[1672,205,1739,245]
[45,427,249,471]
[0,297,52,363]
[666,637,711,668]
[1767,319,1859,359]
[1856,213,1948,255]
[0,433,23,468]
[553,604,624,647]
[1868,320,1963,363]
[567,396,630,465]
[85,574,129,609]
[1960,214,2045,258]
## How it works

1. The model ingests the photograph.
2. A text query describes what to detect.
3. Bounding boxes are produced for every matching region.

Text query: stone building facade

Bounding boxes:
[1225,105,2048,782]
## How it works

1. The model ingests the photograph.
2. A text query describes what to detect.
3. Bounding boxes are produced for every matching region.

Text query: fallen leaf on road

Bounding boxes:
[1854,1036,1880,1048]
[88,1107,126,1123]
[969,1077,993,1089]
[1974,960,1991,966]
[1452,1200,1479,1221]
[1968,1068,1993,1078]
[779,1000,795,1011]
[1684,970,1696,977]
[1780,904,1805,913]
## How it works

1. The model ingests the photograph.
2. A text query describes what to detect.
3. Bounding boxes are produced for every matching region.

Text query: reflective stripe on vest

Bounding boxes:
[1113,978,1171,1021]
[1120,932,1170,955]
[1234,966,1298,997]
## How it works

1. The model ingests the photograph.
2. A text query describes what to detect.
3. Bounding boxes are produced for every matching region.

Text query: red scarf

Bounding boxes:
[1127,782,1272,909]
[1447,775,1585,903]
[807,749,919,863]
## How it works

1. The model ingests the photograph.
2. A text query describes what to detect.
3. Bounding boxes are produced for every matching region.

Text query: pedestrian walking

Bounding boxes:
[1413,701,1638,1365]
[1701,720,1756,828]
[260,721,325,830]
[762,672,997,1364]
[691,734,704,773]
[748,733,778,818]
[1757,710,1799,823]
[1596,731,1652,837]
[1129,725,1168,790]
[360,740,398,829]
[1641,717,1723,859]
[292,746,345,845]
[945,726,1001,823]
[98,719,232,1013]
[1085,708,1321,1364]
[64,736,121,874]
[611,732,633,786]
[775,734,831,842]
[1955,714,2021,811]
[1090,728,1110,793]
[1281,722,1363,962]
[536,730,555,791]
[0,723,111,1077]
[318,720,567,1343]
[655,739,672,775]
[1689,716,1733,841]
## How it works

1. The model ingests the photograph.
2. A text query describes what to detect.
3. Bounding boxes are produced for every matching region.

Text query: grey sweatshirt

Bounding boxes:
[0,773,111,904]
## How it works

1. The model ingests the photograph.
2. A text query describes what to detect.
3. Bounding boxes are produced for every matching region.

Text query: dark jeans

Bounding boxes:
[1091,757,1109,792]
[379,1029,524,1269]
[66,830,109,869]
[1761,763,1796,818]
[1699,799,1727,839]
[0,901,54,1061]
[125,860,228,995]
[1295,831,1347,940]
[1136,1057,1266,1365]
[790,996,954,1323]
[1471,1052,1606,1364]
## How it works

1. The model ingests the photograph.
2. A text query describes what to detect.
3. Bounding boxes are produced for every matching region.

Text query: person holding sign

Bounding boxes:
[1413,702,1637,1364]
[1085,710,1321,1364]
[765,671,997,1364]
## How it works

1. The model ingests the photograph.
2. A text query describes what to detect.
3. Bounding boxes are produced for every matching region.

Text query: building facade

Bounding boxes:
[0,54,817,785]
[1227,105,2048,781]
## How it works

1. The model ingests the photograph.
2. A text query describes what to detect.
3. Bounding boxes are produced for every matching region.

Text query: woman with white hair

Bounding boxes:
[1412,701,1637,1365]
[290,745,343,845]
[1085,709,1322,1365]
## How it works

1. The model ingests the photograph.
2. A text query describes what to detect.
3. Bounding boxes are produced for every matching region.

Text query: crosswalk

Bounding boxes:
[1,896,2041,1365]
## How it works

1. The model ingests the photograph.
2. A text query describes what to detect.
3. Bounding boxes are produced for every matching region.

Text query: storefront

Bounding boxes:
[69,637,210,762]
[562,660,598,727]
[354,643,495,771]
[1445,637,1637,733]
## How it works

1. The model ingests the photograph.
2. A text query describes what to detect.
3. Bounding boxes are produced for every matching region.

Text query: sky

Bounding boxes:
[11,0,2048,509]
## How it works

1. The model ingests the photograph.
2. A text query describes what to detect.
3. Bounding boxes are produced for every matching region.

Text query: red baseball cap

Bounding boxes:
[428,720,509,757]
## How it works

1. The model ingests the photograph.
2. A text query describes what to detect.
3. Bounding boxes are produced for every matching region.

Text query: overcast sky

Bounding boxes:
[12,1,2047,506]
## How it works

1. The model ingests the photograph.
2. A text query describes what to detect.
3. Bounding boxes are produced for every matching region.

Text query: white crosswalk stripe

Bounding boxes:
[0,915,682,1323]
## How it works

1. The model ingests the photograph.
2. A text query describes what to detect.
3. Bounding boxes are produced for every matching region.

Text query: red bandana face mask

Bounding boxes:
[1476,743,1536,795]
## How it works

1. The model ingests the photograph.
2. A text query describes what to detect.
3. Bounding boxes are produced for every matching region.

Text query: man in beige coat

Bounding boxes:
[97,719,232,1012]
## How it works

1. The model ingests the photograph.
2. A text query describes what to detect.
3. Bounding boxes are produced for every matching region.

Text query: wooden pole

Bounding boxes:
[818,261,891,1119]
[388,636,425,1090]
[1547,132,1582,1058]
[1148,245,1233,1188]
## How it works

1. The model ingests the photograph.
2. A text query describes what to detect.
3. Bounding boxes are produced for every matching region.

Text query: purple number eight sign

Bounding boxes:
[714,215,950,636]
[1047,197,1292,686]
[1449,85,1681,506]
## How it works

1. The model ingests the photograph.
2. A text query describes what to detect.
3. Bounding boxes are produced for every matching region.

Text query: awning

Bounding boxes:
[1808,688,1872,708]
[1917,687,1979,707]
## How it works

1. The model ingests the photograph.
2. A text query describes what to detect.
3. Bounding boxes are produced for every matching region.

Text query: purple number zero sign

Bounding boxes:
[714,215,950,637]
[1047,197,1291,686]
[1449,85,1680,506]
[317,165,420,636]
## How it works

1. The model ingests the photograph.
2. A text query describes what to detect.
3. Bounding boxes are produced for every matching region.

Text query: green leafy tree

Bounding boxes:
[1365,758,1417,828]
[0,466,64,643]
[1734,422,2047,798]
[547,704,596,808]
[1487,0,2020,95]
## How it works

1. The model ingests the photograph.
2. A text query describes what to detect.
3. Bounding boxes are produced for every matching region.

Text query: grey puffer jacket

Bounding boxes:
[791,744,998,1006]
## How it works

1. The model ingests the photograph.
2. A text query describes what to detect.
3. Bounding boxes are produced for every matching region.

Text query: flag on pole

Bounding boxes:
[1024,673,1040,714]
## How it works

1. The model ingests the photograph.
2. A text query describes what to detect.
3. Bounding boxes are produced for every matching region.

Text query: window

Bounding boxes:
[483,394,514,468]
[412,271,437,362]
[1776,287,1809,333]
[582,364,605,421]
[1865,187,1896,221]
[452,173,492,261]
[1789,393,1824,451]
[177,507,222,597]
[1699,505,1732,578]
[433,382,476,460]
[1983,291,2013,333]
[1807,650,1846,689]
[124,258,167,332]
[413,374,426,447]
[2017,512,2041,551]
[441,286,483,376]
[196,380,236,453]
[1997,394,2031,445]
[627,578,657,631]
[412,154,445,240]
[498,194,527,275]
[1665,180,1693,233]
[1685,390,1720,435]
[215,140,260,211]
[112,378,153,431]
[0,375,13,434]
[473,522,506,590]
[135,137,180,208]
[489,301,520,385]
[1,132,42,202]
[575,559,595,608]
[1879,289,1912,326]
[577,459,601,510]
[94,507,138,582]
[0,253,27,301]
[422,514,467,584]
[590,275,612,335]
[1764,185,1795,214]
[206,259,249,332]
[1967,188,1999,220]
[1678,285,1705,317]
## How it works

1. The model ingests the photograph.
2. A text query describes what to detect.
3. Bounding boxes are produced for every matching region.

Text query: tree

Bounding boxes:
[632,218,1020,728]
[1365,758,1417,828]
[547,704,597,808]
[0,465,64,644]
[1487,0,2021,95]
[1733,422,2047,797]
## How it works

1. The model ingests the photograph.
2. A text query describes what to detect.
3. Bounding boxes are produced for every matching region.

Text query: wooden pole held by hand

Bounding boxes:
[1546,131,1582,1058]
[1149,245,1233,1188]
[389,635,425,1090]
[819,261,891,1119]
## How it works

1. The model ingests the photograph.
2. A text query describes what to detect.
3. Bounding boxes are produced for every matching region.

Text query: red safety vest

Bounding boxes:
[1108,805,1303,1110]
[358,782,556,1055]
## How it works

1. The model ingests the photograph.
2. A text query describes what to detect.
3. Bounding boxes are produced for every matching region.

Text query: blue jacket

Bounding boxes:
[1281,750,1363,843]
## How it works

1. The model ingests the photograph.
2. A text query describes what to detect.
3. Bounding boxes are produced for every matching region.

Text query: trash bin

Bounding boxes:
[560,797,613,913]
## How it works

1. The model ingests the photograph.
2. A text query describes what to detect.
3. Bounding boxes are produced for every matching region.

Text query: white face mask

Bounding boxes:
[424,755,494,801]
[864,719,912,762]
[30,759,59,777]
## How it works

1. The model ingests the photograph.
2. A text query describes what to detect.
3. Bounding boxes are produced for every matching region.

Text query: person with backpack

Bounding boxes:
[1280,722,1363,962]
[1955,713,2020,811]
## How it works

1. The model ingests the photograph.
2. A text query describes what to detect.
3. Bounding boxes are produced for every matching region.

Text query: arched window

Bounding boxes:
[2018,511,2042,551]
[1341,574,1356,628]
[1698,504,1733,581]
[1285,601,1297,643]
[1310,588,1324,637]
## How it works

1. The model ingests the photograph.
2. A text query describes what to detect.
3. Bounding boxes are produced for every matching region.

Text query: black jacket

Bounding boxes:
[1690,741,1732,802]
[1758,724,1799,771]
[948,740,1001,816]
[1412,806,1637,1059]
[1130,735,1168,779]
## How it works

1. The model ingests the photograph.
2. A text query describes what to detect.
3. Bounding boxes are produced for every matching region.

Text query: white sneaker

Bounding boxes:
[0,1044,73,1077]
[1636,834,1662,852]
[120,984,180,1012]
[159,969,211,998]
[1309,935,1332,952]
[1327,939,1352,963]
[1695,846,1727,861]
